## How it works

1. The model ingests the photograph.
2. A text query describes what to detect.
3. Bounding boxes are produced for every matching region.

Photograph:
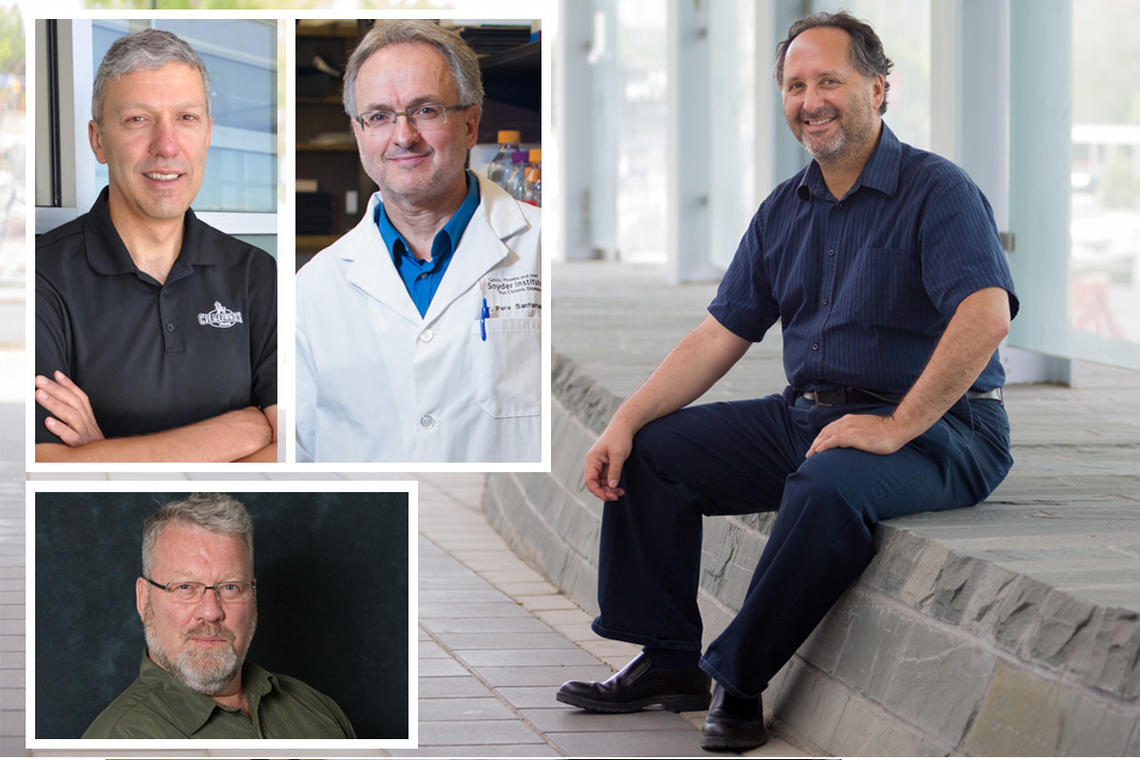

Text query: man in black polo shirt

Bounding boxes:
[35,28,277,462]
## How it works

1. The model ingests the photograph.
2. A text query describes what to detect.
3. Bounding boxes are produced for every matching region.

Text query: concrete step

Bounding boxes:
[485,261,1140,756]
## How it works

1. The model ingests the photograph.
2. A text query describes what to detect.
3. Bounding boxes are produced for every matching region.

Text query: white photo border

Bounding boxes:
[25,478,419,752]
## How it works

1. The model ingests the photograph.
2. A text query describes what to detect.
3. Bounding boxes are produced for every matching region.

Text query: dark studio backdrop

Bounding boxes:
[33,490,409,740]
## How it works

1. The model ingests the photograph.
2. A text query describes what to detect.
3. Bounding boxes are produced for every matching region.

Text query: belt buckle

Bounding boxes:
[801,391,833,406]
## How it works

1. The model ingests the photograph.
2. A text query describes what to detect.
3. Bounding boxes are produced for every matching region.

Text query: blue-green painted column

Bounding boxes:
[770,1,810,184]
[667,0,721,282]
[1007,0,1072,357]
[558,0,603,259]
[956,0,1008,222]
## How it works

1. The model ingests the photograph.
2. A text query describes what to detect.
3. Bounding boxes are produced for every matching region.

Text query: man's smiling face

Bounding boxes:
[90,62,212,230]
[351,41,477,210]
[137,521,256,697]
[780,26,883,164]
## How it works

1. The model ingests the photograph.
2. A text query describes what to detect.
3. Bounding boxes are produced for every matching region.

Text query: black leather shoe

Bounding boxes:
[556,652,711,713]
[700,683,767,752]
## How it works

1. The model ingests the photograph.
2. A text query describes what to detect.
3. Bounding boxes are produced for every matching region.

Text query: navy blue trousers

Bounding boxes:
[592,393,1013,698]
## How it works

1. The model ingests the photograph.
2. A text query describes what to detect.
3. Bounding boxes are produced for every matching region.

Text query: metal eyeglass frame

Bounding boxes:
[354,103,470,132]
[143,576,257,603]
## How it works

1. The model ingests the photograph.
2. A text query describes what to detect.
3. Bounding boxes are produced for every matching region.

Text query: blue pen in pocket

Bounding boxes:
[480,280,489,341]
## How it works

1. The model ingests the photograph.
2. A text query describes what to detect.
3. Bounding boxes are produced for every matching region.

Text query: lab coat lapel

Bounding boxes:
[343,194,423,326]
[423,177,530,324]
[423,217,506,324]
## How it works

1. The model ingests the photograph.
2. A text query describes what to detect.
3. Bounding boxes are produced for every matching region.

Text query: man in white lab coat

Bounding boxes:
[296,20,541,463]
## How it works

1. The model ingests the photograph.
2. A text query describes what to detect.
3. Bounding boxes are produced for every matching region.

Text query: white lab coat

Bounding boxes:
[296,175,541,463]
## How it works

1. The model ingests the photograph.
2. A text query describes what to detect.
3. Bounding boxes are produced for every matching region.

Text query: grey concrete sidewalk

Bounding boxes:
[1,399,22,756]
[410,474,806,757]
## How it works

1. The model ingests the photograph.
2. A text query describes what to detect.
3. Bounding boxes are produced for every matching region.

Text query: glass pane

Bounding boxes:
[615,0,667,263]
[708,0,757,270]
[92,19,277,213]
[1070,0,1140,364]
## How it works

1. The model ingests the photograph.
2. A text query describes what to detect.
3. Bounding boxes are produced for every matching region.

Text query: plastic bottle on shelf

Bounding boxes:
[522,167,541,207]
[522,148,541,207]
[485,130,521,188]
[505,150,530,200]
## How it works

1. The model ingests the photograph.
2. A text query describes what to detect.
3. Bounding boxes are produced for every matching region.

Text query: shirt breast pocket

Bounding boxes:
[470,316,541,418]
[851,247,923,326]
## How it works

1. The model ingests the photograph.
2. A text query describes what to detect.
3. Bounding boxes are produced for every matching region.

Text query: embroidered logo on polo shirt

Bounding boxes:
[198,301,244,328]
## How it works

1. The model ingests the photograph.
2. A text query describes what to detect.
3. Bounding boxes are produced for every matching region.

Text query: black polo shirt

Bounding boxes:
[35,187,277,444]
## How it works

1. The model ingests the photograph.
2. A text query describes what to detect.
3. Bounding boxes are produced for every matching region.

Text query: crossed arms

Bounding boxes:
[34,371,278,463]
[584,287,1011,501]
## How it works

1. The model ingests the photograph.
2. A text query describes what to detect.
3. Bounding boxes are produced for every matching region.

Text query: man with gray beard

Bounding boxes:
[83,494,355,739]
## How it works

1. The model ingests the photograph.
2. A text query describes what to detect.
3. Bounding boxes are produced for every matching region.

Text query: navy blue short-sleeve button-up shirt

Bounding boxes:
[708,123,1018,395]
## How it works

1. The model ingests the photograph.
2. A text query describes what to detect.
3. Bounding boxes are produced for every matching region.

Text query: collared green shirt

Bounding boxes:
[82,652,356,739]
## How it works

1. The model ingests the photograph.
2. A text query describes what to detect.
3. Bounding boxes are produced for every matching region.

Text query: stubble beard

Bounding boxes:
[793,91,878,165]
[143,601,257,697]
[369,128,469,212]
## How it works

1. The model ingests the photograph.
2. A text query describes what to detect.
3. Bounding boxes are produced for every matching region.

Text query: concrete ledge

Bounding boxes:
[486,262,1140,756]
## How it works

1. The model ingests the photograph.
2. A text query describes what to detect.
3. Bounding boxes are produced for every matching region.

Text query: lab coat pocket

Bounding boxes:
[472,316,541,418]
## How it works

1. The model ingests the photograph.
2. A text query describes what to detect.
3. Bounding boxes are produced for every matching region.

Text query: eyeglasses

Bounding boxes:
[355,103,470,133]
[144,576,256,604]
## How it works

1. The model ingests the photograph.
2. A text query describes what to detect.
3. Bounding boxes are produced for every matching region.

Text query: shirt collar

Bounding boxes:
[375,169,481,266]
[796,122,901,201]
[137,651,276,736]
[83,186,214,277]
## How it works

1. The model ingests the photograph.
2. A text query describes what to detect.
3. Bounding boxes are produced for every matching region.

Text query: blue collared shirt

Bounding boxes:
[376,171,481,317]
[709,123,1019,395]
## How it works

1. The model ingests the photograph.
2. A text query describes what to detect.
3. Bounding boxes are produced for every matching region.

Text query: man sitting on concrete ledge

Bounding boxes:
[556,10,1019,753]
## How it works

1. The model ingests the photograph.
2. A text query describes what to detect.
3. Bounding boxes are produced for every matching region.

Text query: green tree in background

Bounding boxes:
[0,3,24,85]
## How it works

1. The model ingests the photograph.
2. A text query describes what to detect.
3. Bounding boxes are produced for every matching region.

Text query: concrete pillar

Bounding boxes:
[667,0,720,282]
[1006,0,1073,378]
[556,0,601,260]
[768,1,810,188]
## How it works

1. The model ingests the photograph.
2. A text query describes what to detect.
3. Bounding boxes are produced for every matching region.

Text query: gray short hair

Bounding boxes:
[141,494,253,577]
[93,28,212,126]
[343,19,484,119]
[774,11,894,115]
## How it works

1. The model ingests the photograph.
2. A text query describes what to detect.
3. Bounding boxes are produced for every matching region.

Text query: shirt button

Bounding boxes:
[811,343,819,351]
[822,297,830,305]
[419,329,434,343]
[419,415,435,430]
[828,249,836,257]
[166,323,176,333]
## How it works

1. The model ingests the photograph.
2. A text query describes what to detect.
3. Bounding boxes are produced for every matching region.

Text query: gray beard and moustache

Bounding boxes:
[143,602,257,696]
[795,106,846,158]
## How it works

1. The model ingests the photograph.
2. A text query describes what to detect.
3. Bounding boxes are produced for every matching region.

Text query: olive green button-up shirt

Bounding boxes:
[82,652,356,739]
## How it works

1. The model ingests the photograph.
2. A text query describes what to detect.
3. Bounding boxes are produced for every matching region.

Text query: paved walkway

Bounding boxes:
[1,395,25,757]
[411,474,805,757]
